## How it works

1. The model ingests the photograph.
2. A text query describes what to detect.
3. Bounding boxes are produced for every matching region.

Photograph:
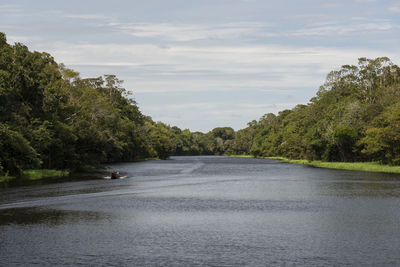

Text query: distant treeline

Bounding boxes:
[1,31,400,176]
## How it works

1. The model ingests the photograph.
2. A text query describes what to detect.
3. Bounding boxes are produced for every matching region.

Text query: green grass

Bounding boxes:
[144,157,161,161]
[0,169,70,184]
[267,157,400,174]
[22,169,70,181]
[0,175,16,183]
[227,154,254,158]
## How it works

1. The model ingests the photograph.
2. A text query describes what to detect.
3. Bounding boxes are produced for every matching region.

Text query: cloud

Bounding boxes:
[389,3,400,13]
[0,4,22,14]
[42,41,399,95]
[145,102,297,116]
[2,1,398,131]
[142,101,299,131]
[6,35,37,43]
[291,21,395,37]
[0,4,61,18]
[354,0,377,2]
[105,21,275,42]
[64,14,112,20]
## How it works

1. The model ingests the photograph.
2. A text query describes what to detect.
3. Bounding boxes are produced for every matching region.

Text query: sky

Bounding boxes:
[1,0,399,132]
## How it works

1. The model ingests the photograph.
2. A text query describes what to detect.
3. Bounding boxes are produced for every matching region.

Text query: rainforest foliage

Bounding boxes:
[1,31,400,177]
[228,57,400,164]
[0,33,233,176]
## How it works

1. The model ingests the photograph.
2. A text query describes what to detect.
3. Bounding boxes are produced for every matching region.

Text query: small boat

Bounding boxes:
[110,171,119,179]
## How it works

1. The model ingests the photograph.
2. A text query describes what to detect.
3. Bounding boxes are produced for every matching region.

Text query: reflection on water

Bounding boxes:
[304,168,400,198]
[321,180,400,198]
[1,156,400,266]
[0,208,111,226]
[0,172,107,189]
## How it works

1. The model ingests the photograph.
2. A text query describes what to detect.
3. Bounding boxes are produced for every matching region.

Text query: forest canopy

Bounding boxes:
[0,32,231,176]
[228,57,400,164]
[1,31,400,176]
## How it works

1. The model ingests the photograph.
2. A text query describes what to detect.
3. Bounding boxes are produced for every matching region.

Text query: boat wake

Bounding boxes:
[103,175,129,180]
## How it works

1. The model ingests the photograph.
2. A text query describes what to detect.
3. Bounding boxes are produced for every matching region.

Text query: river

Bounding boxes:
[1,156,400,266]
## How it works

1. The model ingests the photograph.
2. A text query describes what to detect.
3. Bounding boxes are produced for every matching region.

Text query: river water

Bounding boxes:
[1,156,400,266]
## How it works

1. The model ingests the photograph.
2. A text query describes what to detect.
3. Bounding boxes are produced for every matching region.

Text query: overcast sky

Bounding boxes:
[1,0,399,132]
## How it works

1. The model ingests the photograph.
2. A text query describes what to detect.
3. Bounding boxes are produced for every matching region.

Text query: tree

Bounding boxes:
[0,124,41,175]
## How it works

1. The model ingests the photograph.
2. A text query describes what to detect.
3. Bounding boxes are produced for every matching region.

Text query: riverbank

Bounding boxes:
[228,154,400,174]
[0,157,162,185]
[0,169,70,184]
[267,157,400,174]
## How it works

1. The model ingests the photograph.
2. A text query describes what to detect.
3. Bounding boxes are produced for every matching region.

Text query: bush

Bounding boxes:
[0,124,41,175]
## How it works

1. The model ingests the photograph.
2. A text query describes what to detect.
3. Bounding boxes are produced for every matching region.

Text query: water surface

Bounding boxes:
[1,156,400,266]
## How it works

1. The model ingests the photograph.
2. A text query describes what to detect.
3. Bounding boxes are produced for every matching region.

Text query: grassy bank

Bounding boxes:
[144,157,161,161]
[0,175,15,183]
[23,169,70,180]
[267,157,400,174]
[228,154,254,158]
[0,158,160,185]
[0,169,70,184]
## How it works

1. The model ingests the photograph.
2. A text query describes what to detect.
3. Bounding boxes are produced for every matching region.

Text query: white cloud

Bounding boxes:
[146,102,297,115]
[142,101,300,131]
[6,35,31,43]
[292,22,395,37]
[0,4,61,18]
[105,21,275,42]
[64,14,112,20]
[3,2,397,131]
[389,3,400,13]
[48,42,380,68]
[354,0,377,3]
[0,4,22,14]
[40,41,399,96]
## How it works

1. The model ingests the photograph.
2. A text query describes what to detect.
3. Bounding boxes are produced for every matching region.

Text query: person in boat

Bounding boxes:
[110,171,118,179]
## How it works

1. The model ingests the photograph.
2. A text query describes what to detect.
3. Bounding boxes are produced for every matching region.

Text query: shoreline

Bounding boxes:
[4,155,400,185]
[229,154,400,174]
[0,157,161,185]
[0,169,70,184]
[267,157,400,174]
[227,154,253,158]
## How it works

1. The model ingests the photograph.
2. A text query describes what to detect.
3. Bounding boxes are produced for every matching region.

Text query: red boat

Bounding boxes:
[110,171,119,179]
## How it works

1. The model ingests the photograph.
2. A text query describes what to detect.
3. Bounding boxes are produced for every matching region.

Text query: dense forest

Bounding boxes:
[228,57,400,164]
[1,32,400,177]
[0,33,234,176]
